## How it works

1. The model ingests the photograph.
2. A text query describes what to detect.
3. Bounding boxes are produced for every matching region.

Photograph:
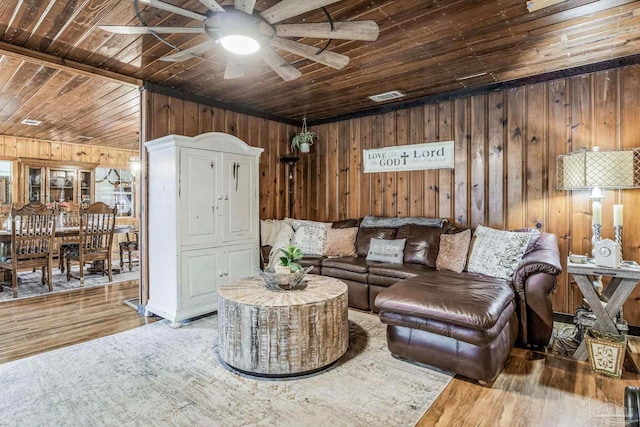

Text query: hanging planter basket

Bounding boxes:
[291,118,317,154]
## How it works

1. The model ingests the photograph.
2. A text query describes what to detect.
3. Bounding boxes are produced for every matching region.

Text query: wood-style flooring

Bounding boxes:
[1,285,638,425]
[0,280,155,364]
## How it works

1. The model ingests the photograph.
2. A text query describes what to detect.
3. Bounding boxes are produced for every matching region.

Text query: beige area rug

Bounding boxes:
[0,310,453,427]
[0,266,140,302]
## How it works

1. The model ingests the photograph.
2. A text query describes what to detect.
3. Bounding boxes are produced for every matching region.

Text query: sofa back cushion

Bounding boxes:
[355,228,397,257]
[332,218,361,229]
[396,224,452,267]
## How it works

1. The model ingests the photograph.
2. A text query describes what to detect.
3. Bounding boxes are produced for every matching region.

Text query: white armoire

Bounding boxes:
[145,132,263,326]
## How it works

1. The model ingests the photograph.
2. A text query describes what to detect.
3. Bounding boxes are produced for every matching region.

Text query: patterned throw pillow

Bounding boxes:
[292,221,332,256]
[466,225,532,279]
[366,238,407,264]
[324,227,358,257]
[436,229,471,273]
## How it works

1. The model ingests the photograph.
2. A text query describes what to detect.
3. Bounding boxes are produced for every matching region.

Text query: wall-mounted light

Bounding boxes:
[130,156,141,178]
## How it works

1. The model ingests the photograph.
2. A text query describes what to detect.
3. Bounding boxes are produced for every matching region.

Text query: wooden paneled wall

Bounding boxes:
[140,66,640,324]
[142,91,296,220]
[299,64,640,323]
[0,135,137,167]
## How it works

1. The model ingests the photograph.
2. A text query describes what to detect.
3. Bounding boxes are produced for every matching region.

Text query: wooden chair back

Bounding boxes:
[10,202,56,263]
[78,202,117,263]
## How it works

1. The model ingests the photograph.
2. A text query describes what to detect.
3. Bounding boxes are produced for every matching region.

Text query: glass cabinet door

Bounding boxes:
[28,167,44,203]
[79,170,92,207]
[48,169,75,203]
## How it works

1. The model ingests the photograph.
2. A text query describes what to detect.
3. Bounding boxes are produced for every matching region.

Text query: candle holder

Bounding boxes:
[614,225,623,260]
[591,223,603,293]
[591,223,602,250]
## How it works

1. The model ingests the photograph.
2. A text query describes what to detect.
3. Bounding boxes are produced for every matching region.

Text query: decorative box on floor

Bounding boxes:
[585,328,627,378]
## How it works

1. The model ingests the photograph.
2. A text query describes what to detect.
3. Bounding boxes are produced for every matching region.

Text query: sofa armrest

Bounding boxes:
[512,233,562,346]
[513,233,562,293]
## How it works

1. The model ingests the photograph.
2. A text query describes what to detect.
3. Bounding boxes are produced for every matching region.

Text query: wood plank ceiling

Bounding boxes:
[1,0,640,146]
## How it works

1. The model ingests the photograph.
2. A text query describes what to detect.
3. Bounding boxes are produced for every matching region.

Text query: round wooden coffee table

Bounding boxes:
[217,275,349,376]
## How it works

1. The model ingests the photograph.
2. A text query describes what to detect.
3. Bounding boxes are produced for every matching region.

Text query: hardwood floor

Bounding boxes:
[0,280,155,364]
[1,287,638,425]
[419,346,640,426]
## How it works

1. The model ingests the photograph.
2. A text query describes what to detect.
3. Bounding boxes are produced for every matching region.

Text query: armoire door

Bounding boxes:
[221,153,256,242]
[180,247,223,311]
[226,243,259,282]
[180,148,220,247]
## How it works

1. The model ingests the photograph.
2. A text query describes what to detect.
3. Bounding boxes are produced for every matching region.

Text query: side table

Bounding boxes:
[567,260,640,370]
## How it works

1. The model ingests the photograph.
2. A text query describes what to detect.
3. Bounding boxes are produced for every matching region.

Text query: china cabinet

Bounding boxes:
[145,132,263,326]
[18,159,98,205]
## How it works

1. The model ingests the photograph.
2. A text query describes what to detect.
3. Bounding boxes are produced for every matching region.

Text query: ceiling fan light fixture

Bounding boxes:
[220,34,260,55]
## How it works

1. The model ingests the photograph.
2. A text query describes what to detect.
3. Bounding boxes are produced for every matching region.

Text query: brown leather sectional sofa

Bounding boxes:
[263,216,562,383]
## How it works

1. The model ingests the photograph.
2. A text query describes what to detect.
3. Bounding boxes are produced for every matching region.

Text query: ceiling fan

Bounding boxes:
[100,0,380,81]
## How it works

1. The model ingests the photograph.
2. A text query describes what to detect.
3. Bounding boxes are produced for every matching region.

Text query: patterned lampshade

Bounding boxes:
[557,148,640,190]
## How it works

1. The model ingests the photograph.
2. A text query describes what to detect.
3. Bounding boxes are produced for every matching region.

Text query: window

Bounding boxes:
[95,168,134,217]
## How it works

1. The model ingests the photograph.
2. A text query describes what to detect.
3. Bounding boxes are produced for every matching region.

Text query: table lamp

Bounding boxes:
[557,147,640,258]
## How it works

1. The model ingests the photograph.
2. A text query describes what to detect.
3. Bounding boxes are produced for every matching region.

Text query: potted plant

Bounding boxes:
[276,245,304,274]
[291,118,317,153]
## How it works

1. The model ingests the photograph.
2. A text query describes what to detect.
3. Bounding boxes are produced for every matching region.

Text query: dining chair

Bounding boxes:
[58,208,81,273]
[66,202,117,286]
[0,202,56,298]
[119,230,139,271]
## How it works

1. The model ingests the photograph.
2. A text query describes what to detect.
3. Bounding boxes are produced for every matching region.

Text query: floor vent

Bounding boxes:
[368,90,405,102]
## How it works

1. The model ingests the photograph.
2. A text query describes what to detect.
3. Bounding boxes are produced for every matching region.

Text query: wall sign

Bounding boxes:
[363,141,454,173]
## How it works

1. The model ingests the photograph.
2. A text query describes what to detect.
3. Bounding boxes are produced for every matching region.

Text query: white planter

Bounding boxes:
[300,142,311,153]
[274,265,292,274]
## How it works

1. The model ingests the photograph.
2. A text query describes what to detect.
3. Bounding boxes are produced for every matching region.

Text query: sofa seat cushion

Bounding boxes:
[368,263,434,280]
[321,257,372,273]
[375,271,514,332]
[379,303,515,347]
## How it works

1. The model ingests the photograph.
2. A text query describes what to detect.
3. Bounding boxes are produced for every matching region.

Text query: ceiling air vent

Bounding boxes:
[20,119,42,126]
[368,91,405,102]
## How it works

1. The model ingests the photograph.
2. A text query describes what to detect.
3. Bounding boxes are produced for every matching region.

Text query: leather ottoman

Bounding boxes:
[375,271,519,383]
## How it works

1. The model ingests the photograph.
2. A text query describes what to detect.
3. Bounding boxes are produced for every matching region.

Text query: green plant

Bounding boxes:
[291,118,317,152]
[278,245,304,272]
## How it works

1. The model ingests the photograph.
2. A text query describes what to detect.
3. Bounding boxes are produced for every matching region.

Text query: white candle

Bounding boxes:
[614,204,623,227]
[592,202,602,225]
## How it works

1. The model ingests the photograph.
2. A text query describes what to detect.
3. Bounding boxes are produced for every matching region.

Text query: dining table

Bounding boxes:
[0,224,135,243]
[0,224,136,283]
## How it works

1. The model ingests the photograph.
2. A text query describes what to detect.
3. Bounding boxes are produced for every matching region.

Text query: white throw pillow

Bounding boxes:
[292,221,332,256]
[466,225,532,279]
[366,238,407,264]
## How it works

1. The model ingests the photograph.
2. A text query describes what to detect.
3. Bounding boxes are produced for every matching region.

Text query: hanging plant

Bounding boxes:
[291,118,317,153]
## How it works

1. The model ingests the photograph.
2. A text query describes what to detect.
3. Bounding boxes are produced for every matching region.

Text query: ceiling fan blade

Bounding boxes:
[99,25,204,35]
[261,0,342,24]
[275,21,379,41]
[199,0,225,13]
[270,37,349,70]
[259,47,302,81]
[160,41,215,62]
[234,0,256,14]
[135,0,207,21]
[224,58,246,79]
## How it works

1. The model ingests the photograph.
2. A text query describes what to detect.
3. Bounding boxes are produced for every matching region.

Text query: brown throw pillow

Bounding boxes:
[324,227,358,257]
[436,229,471,273]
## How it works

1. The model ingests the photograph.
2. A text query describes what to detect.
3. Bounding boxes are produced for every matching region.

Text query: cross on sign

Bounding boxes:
[400,152,409,165]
